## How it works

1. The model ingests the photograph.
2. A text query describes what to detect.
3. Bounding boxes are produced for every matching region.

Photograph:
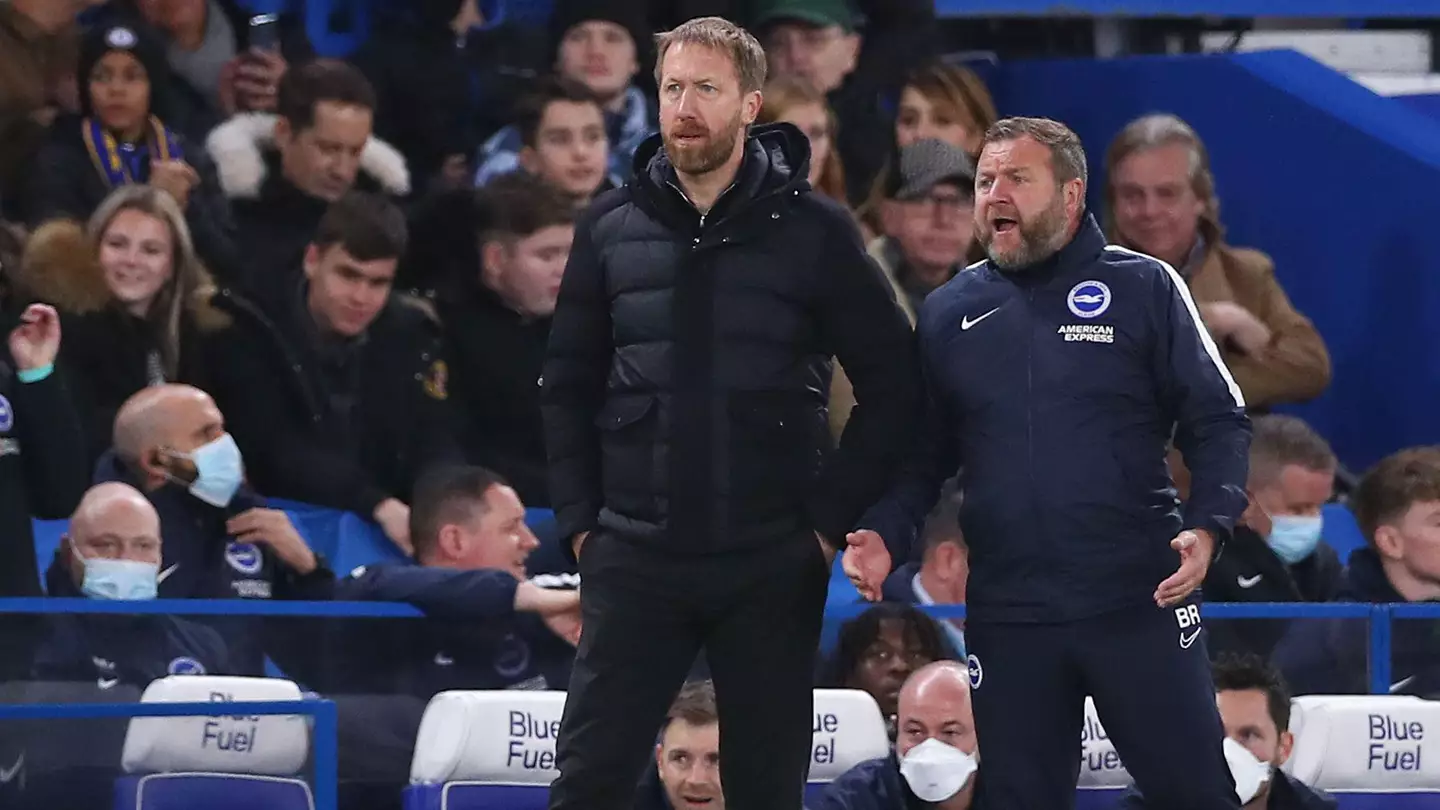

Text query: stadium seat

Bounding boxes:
[114,676,313,810]
[403,688,889,810]
[1075,696,1130,810]
[1321,503,1368,565]
[1284,695,1440,809]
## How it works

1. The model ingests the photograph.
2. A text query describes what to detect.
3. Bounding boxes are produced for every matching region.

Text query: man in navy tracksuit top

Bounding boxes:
[325,465,580,698]
[853,117,1252,809]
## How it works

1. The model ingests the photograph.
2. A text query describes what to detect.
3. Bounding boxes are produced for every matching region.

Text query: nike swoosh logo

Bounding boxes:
[157,564,179,584]
[960,307,1000,331]
[1237,574,1262,589]
[1391,676,1418,693]
[0,753,22,784]
[97,677,119,690]
[1179,628,1202,649]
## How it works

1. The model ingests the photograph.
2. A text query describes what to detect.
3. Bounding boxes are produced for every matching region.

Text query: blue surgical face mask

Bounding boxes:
[171,433,244,507]
[1267,514,1323,565]
[74,545,158,601]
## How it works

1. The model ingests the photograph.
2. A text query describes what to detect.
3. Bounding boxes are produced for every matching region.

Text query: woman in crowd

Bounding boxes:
[758,76,848,205]
[20,184,226,464]
[819,603,957,741]
[21,22,237,280]
[858,61,997,243]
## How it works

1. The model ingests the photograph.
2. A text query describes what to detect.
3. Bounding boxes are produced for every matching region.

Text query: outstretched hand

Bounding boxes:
[1155,529,1214,607]
[843,529,892,602]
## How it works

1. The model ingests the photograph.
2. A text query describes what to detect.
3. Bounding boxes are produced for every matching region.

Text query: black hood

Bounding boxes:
[633,121,813,207]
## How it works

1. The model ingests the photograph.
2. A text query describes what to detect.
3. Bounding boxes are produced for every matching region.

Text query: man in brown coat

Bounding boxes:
[1104,112,1331,410]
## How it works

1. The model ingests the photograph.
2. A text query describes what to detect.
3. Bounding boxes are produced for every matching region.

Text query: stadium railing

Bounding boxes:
[0,598,1431,695]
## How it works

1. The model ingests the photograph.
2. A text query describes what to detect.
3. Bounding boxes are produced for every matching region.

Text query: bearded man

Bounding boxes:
[851,116,1253,809]
[539,15,920,810]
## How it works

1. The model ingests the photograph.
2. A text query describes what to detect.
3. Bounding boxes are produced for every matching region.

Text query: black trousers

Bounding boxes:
[547,530,829,810]
[968,601,1240,810]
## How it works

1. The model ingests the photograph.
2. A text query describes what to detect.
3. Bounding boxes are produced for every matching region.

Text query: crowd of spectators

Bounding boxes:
[0,0,1434,807]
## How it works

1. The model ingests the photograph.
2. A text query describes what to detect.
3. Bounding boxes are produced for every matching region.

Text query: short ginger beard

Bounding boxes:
[980,191,1070,270]
[664,109,744,176]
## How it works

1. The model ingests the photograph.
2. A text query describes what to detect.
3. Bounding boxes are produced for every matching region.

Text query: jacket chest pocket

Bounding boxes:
[725,393,821,504]
[595,395,663,517]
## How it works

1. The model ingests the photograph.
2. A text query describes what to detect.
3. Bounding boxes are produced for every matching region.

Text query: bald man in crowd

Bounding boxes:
[812,661,980,810]
[98,384,333,676]
[33,482,232,686]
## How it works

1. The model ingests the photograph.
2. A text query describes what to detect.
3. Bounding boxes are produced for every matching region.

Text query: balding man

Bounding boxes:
[97,384,333,675]
[32,482,231,687]
[812,661,979,810]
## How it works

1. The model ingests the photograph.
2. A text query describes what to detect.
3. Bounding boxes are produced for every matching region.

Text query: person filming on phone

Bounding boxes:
[97,0,308,136]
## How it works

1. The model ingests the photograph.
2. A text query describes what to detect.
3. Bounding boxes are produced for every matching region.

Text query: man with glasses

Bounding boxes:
[872,139,977,322]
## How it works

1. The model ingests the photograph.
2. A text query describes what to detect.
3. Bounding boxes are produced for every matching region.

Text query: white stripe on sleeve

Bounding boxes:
[1104,245,1246,408]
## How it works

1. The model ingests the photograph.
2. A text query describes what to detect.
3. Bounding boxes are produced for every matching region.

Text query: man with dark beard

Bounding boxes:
[850,117,1253,809]
[541,15,919,810]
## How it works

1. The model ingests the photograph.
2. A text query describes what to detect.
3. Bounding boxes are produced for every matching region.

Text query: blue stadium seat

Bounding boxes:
[1285,695,1440,809]
[114,773,313,810]
[303,0,372,58]
[402,689,889,809]
[1321,503,1368,566]
[114,676,313,810]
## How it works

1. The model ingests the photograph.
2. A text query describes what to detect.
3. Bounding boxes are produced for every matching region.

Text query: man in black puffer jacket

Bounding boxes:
[541,16,919,810]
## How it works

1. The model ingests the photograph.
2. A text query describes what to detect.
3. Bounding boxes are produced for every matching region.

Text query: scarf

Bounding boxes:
[82,115,183,188]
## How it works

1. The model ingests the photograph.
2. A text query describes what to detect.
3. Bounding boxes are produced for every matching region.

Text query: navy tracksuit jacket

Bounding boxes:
[323,562,575,698]
[92,452,336,681]
[34,558,233,687]
[861,214,1251,623]
[807,753,930,810]
[860,214,1252,810]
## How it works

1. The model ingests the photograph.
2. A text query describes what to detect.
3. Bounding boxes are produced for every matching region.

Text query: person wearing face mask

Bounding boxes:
[811,660,978,810]
[1201,415,1342,659]
[323,465,580,698]
[33,481,232,686]
[1274,447,1440,697]
[1116,654,1336,810]
[94,383,333,677]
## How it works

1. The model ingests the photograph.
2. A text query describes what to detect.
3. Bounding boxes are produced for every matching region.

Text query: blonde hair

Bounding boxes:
[757,76,847,202]
[654,16,768,94]
[1103,113,1223,245]
[87,185,212,379]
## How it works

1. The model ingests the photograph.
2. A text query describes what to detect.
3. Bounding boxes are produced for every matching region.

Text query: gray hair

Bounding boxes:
[982,116,1088,189]
[1103,113,1222,242]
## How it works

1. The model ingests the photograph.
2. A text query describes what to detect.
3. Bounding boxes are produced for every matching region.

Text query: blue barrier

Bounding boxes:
[936,0,1440,15]
[0,699,339,810]
[8,598,1440,696]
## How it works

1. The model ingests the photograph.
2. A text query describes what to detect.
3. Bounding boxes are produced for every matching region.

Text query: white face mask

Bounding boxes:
[899,737,978,803]
[1223,737,1272,805]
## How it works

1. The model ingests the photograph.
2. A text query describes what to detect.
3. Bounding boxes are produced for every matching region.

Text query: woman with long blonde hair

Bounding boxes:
[20,185,227,463]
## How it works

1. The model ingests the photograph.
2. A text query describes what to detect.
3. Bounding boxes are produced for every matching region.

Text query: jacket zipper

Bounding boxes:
[1026,288,1041,608]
